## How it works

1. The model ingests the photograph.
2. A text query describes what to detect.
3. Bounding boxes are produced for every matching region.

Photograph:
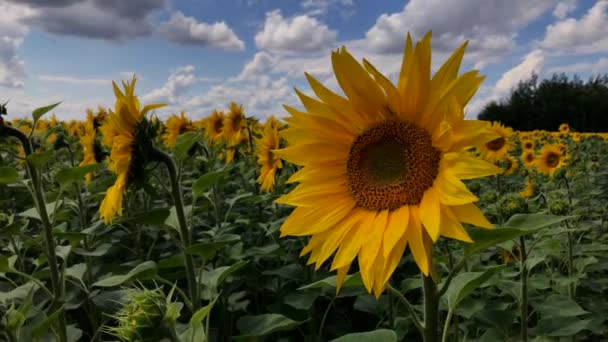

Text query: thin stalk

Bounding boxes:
[422,274,439,342]
[565,222,575,298]
[318,297,336,338]
[387,284,424,335]
[519,236,528,342]
[441,309,454,342]
[0,125,68,342]
[151,146,199,310]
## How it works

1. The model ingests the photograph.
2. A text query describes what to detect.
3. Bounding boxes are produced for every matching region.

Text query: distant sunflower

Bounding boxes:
[572,133,581,142]
[503,156,519,176]
[80,111,98,184]
[521,139,534,151]
[99,77,165,223]
[557,143,568,157]
[521,150,536,169]
[478,122,513,162]
[275,32,502,297]
[255,125,283,192]
[520,178,536,198]
[537,144,567,177]
[163,111,192,147]
[204,110,225,144]
[222,102,247,145]
[559,123,569,133]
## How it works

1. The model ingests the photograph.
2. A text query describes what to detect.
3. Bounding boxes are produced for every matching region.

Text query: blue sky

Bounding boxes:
[1,0,606,121]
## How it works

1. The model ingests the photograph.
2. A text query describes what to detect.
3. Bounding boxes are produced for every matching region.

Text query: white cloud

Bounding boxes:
[142,65,199,106]
[541,1,608,54]
[237,51,278,80]
[159,11,245,51]
[547,57,608,74]
[0,2,31,88]
[301,0,354,17]
[255,10,337,54]
[553,0,577,19]
[495,50,544,95]
[38,74,110,86]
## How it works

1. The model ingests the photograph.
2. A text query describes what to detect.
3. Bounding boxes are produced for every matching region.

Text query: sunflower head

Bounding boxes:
[479,122,514,162]
[274,31,502,297]
[559,123,570,133]
[163,111,193,147]
[536,144,567,177]
[256,124,283,192]
[520,179,537,199]
[521,150,536,169]
[521,139,534,150]
[223,102,246,145]
[498,193,528,218]
[204,110,225,144]
[503,155,519,176]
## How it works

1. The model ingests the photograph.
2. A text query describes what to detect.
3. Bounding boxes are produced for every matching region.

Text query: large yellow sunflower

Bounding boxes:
[536,144,567,176]
[521,150,536,169]
[204,110,225,144]
[274,32,502,297]
[99,77,165,223]
[478,122,513,162]
[255,124,283,192]
[163,111,193,147]
[80,110,98,184]
[222,102,247,145]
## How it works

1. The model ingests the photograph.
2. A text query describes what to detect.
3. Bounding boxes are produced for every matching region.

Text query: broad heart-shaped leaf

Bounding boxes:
[200,260,248,291]
[463,214,570,256]
[192,170,225,200]
[298,272,363,291]
[186,234,241,260]
[164,205,192,233]
[32,102,60,121]
[235,314,306,338]
[0,166,22,184]
[18,200,61,222]
[26,150,54,167]
[180,294,220,342]
[445,265,505,310]
[533,294,588,318]
[0,282,38,301]
[173,132,203,161]
[55,164,101,192]
[330,329,398,342]
[92,261,157,287]
[536,316,594,337]
[32,307,64,338]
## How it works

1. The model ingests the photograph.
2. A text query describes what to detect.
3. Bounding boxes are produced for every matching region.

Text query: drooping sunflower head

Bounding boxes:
[222,102,246,145]
[99,76,165,223]
[256,125,283,192]
[559,123,570,133]
[163,111,193,147]
[503,155,519,176]
[264,116,284,132]
[536,144,567,177]
[204,110,225,144]
[479,121,514,162]
[520,178,537,198]
[521,139,534,151]
[521,150,536,169]
[275,32,502,297]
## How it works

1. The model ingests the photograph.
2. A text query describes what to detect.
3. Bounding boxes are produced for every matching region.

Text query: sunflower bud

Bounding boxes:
[553,167,567,180]
[520,168,529,177]
[498,193,528,218]
[481,190,499,203]
[549,199,569,215]
[467,181,481,194]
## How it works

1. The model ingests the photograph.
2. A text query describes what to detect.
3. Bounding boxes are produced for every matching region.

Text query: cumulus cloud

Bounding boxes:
[142,65,199,107]
[547,57,608,74]
[541,1,608,54]
[159,11,245,51]
[553,0,577,19]
[301,0,354,16]
[12,0,167,41]
[495,50,544,95]
[38,74,110,86]
[255,10,337,54]
[0,1,31,88]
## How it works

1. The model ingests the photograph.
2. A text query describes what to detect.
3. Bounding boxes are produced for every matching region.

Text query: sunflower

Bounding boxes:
[204,110,225,144]
[274,32,502,297]
[536,144,567,177]
[478,122,513,162]
[521,150,536,169]
[521,139,534,151]
[559,123,569,133]
[163,111,193,147]
[255,125,283,192]
[99,77,165,223]
[80,111,98,184]
[572,133,581,142]
[503,155,519,176]
[222,102,247,145]
[557,143,568,157]
[520,178,536,198]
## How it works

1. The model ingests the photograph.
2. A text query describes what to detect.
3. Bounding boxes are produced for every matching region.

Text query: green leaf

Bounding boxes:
[124,208,170,225]
[164,205,191,233]
[0,256,13,273]
[186,234,241,260]
[192,170,225,200]
[236,314,305,338]
[298,272,363,291]
[329,329,398,342]
[93,261,157,287]
[536,316,594,336]
[73,243,112,257]
[173,132,203,161]
[0,166,22,184]
[32,102,60,121]
[32,307,64,338]
[0,282,38,301]
[180,294,220,342]
[503,214,572,230]
[18,200,61,221]
[533,294,588,318]
[284,292,318,310]
[201,260,248,290]
[26,150,54,167]
[445,265,505,310]
[55,164,101,191]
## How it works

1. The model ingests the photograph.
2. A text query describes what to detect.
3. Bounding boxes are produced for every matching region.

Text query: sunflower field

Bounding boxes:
[1,33,608,342]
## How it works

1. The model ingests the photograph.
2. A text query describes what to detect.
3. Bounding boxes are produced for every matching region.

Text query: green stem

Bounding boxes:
[151,146,199,311]
[422,273,439,342]
[0,125,68,342]
[387,284,424,335]
[318,297,335,338]
[566,224,575,298]
[520,236,528,342]
[441,309,454,342]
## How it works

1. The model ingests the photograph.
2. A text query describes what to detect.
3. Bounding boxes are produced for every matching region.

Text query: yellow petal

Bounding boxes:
[451,203,494,229]
[404,208,430,275]
[383,205,409,258]
[439,205,473,242]
[434,170,479,205]
[358,210,388,293]
[419,187,441,241]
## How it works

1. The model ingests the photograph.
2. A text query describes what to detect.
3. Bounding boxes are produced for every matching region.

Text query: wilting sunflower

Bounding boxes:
[478,122,513,162]
[223,102,247,145]
[163,111,193,147]
[559,123,569,133]
[274,32,502,297]
[256,125,283,192]
[204,110,225,144]
[503,155,519,176]
[537,144,567,177]
[521,139,534,150]
[99,77,165,223]
[80,111,98,184]
[521,150,536,169]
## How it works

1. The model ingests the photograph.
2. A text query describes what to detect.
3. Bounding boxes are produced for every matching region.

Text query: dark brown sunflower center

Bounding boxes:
[525,153,534,163]
[486,137,506,151]
[214,119,223,133]
[524,142,532,149]
[347,120,441,211]
[545,152,560,167]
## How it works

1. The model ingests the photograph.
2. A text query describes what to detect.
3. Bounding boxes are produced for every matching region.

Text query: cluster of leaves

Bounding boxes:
[0,108,607,341]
